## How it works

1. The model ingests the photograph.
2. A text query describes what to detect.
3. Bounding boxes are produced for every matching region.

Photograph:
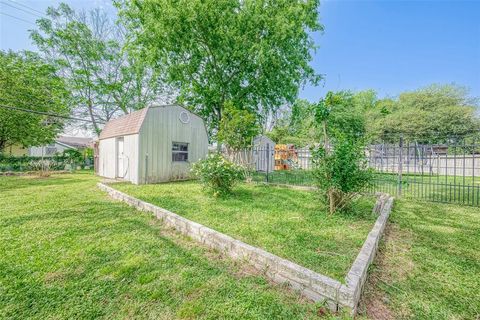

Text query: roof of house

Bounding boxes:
[99,107,149,140]
[254,135,275,145]
[56,136,93,148]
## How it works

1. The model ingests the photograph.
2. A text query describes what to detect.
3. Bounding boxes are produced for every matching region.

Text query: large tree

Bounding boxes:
[368,84,480,142]
[31,3,170,134]
[269,85,480,145]
[0,51,70,152]
[119,0,322,138]
[268,91,366,146]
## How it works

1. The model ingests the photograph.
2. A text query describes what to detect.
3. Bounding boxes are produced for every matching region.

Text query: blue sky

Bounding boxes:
[1,0,479,101]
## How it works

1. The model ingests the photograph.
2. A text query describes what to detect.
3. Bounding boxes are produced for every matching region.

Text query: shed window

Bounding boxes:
[172,142,189,162]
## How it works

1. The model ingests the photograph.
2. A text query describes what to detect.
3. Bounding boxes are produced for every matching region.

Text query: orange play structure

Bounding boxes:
[274,144,298,170]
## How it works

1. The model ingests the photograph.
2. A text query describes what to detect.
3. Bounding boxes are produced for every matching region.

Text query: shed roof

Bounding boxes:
[99,107,149,140]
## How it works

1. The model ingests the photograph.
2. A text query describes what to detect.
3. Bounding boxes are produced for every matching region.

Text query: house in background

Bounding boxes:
[3,144,29,157]
[97,104,209,184]
[29,136,93,157]
[3,136,93,157]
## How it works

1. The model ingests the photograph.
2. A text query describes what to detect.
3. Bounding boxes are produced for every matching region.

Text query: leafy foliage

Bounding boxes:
[119,0,322,137]
[63,149,83,165]
[191,154,244,196]
[312,135,373,214]
[310,91,372,214]
[217,102,260,151]
[0,50,70,153]
[0,154,69,172]
[31,3,170,134]
[268,91,366,146]
[366,84,480,142]
[269,85,480,145]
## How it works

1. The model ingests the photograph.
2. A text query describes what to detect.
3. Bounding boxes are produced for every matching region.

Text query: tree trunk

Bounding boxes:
[328,188,343,215]
[215,105,223,152]
[87,100,100,135]
[0,139,6,154]
[328,189,335,215]
[323,120,328,151]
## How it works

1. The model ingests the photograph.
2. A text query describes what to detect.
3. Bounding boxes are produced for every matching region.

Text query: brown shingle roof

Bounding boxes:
[99,107,149,140]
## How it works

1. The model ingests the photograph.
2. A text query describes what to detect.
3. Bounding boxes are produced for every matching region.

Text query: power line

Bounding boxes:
[6,0,44,16]
[0,104,104,124]
[0,11,35,25]
[1,1,44,18]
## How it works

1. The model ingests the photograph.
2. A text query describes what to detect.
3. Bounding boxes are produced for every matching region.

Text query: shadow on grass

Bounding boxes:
[0,174,92,193]
[1,175,320,319]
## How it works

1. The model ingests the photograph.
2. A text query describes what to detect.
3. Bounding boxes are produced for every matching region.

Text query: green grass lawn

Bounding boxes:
[253,170,480,207]
[113,181,377,281]
[2,172,478,319]
[0,173,330,319]
[371,173,480,206]
[359,200,480,319]
[252,170,316,186]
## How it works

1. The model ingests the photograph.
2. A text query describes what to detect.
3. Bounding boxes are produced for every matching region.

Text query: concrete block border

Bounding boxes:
[97,182,393,315]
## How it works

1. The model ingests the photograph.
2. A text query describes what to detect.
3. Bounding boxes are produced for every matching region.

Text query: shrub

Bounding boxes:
[312,135,373,214]
[191,154,244,196]
[63,149,83,166]
[0,154,68,172]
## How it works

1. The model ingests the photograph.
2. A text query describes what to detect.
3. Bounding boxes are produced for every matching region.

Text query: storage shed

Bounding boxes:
[98,104,209,184]
[252,135,275,172]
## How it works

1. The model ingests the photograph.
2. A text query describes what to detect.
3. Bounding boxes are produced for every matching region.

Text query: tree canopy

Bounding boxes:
[119,0,322,137]
[0,50,70,152]
[217,102,260,151]
[268,91,366,146]
[368,84,480,142]
[268,84,480,146]
[31,3,170,134]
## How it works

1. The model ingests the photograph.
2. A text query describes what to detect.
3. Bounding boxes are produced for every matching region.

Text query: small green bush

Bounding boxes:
[191,154,244,196]
[63,149,83,166]
[0,154,69,172]
[312,135,373,214]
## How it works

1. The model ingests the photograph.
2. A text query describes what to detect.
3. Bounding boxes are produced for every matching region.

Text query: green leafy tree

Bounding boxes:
[268,99,318,146]
[119,0,322,138]
[312,135,372,214]
[31,3,169,134]
[0,50,69,153]
[63,149,83,166]
[268,91,366,146]
[368,84,480,142]
[217,102,260,151]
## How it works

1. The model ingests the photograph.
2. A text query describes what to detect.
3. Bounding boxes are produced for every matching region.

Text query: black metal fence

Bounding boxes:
[367,138,479,206]
[228,138,480,207]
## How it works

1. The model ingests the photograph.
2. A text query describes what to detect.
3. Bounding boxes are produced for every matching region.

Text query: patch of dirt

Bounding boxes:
[44,271,67,283]
[358,224,415,319]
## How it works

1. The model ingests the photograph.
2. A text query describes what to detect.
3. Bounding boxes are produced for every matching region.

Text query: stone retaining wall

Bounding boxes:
[97,182,393,315]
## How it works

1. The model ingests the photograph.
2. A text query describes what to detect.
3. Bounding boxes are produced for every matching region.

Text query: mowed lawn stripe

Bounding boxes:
[0,173,325,319]
[113,181,377,281]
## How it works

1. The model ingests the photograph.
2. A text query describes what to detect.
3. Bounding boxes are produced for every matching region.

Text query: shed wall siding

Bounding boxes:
[98,138,116,179]
[123,134,139,184]
[98,135,139,183]
[138,105,208,183]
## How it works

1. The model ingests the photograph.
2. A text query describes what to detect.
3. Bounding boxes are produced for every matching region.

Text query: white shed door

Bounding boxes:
[116,137,124,178]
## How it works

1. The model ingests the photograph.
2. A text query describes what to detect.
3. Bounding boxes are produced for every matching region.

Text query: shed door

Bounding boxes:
[116,137,125,178]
